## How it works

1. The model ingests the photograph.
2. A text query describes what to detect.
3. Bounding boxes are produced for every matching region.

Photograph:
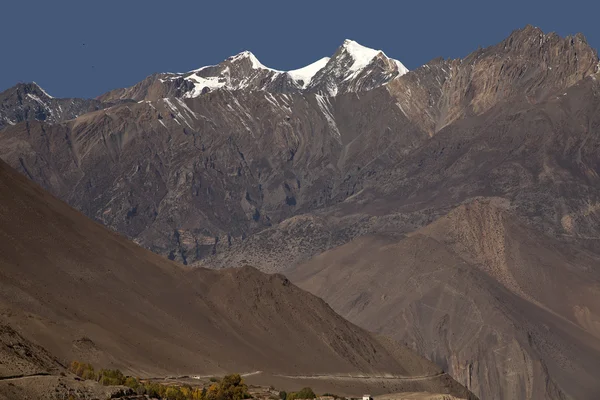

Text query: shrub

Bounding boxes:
[165,386,187,400]
[81,368,97,381]
[98,368,126,386]
[124,376,140,390]
[144,382,162,398]
[279,391,287,400]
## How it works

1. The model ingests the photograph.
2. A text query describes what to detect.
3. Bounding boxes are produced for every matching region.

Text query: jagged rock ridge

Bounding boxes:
[0,82,113,130]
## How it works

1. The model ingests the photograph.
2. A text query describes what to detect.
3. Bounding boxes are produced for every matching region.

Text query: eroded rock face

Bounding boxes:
[439,25,598,128]
[0,84,432,265]
[387,25,599,135]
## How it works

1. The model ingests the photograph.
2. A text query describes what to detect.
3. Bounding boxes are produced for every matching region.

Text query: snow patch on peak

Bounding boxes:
[229,51,281,72]
[341,40,382,73]
[184,74,227,98]
[32,82,53,99]
[288,57,330,88]
[394,60,409,76]
[188,64,215,74]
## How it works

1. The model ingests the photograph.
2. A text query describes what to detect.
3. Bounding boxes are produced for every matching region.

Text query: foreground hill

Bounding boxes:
[0,158,473,399]
[289,198,600,400]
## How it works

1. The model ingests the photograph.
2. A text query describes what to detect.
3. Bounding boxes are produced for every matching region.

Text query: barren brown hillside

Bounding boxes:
[289,199,600,400]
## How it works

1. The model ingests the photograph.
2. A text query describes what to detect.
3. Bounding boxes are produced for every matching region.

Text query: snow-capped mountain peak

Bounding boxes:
[303,39,410,96]
[287,57,331,89]
[340,39,409,80]
[100,41,410,101]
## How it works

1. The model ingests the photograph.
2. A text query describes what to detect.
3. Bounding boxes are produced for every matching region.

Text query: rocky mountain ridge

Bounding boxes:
[0,82,113,130]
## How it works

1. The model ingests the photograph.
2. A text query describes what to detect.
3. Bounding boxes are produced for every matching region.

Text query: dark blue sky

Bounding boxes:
[2,0,597,98]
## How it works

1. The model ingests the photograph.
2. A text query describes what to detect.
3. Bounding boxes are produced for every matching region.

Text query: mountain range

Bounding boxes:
[1,25,600,399]
[97,39,408,101]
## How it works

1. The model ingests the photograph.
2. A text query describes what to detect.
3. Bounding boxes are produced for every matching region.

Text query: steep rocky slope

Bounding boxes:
[289,198,600,400]
[0,325,63,378]
[200,66,600,272]
[0,87,425,264]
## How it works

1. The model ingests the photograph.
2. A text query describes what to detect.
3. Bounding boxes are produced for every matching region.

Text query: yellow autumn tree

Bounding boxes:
[205,374,250,400]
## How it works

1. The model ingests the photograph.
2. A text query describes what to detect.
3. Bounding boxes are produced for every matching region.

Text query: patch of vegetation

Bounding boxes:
[206,373,251,400]
[286,387,316,400]
[68,361,97,381]
[98,368,126,386]
[68,361,250,400]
